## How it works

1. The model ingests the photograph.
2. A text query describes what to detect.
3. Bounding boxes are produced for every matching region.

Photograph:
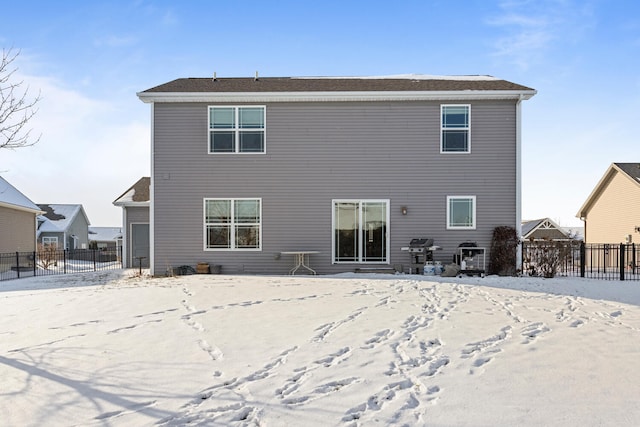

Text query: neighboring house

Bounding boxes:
[562,226,584,241]
[113,177,150,268]
[137,74,536,275]
[0,176,43,253]
[577,162,640,244]
[521,218,573,241]
[37,204,91,250]
[88,226,123,250]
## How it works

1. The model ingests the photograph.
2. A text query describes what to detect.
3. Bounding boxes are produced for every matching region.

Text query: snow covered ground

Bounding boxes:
[2,271,640,426]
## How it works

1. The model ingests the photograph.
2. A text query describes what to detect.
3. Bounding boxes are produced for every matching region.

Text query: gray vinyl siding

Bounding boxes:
[67,215,90,249]
[123,206,149,268]
[126,206,149,224]
[152,100,518,275]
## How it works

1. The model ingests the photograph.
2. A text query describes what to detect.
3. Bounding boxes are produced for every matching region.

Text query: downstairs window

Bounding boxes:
[447,196,476,229]
[204,198,261,250]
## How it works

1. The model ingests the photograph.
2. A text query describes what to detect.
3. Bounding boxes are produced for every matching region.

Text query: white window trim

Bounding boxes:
[440,104,471,154]
[203,198,262,251]
[446,195,476,230]
[331,199,390,264]
[207,105,266,154]
[42,236,59,247]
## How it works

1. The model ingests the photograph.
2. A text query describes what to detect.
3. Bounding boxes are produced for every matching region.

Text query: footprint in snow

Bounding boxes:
[521,322,550,343]
[361,329,394,349]
[314,346,351,367]
[422,356,450,377]
[461,326,512,357]
[276,369,311,399]
[570,319,585,328]
[198,339,224,360]
[282,377,361,405]
[343,378,423,422]
[376,296,391,307]
[468,357,493,375]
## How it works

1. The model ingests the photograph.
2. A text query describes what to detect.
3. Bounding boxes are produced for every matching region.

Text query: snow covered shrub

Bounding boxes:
[488,226,519,276]
[36,243,58,270]
[522,241,574,278]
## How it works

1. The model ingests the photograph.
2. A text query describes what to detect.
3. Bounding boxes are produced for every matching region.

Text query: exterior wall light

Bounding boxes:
[401,206,408,215]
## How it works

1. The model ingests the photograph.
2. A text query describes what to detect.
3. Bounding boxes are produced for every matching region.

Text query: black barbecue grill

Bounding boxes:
[407,238,434,273]
[408,238,434,253]
[454,241,486,277]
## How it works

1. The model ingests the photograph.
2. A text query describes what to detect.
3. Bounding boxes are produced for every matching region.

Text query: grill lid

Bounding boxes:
[409,238,434,247]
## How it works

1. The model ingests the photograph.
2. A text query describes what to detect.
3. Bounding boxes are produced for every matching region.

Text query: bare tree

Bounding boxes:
[0,48,41,149]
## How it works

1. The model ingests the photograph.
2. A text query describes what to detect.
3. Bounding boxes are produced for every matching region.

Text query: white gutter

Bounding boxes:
[112,201,150,208]
[0,201,45,215]
[137,90,537,104]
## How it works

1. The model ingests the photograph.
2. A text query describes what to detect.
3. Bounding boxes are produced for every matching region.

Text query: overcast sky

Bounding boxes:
[2,0,638,227]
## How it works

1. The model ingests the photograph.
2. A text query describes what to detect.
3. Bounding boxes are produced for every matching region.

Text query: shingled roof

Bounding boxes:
[36,204,90,234]
[0,176,42,213]
[113,177,150,206]
[140,75,535,94]
[614,162,640,180]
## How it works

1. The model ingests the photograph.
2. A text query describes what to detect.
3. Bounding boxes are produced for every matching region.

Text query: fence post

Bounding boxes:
[64,250,67,274]
[580,241,586,278]
[620,243,625,281]
[15,252,20,279]
[33,251,36,276]
[92,249,96,271]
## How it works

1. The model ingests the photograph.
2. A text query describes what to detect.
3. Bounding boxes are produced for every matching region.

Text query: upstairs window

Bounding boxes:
[209,106,265,153]
[446,196,476,229]
[441,105,470,153]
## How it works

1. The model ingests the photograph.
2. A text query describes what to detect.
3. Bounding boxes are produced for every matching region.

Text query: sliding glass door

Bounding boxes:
[333,200,389,263]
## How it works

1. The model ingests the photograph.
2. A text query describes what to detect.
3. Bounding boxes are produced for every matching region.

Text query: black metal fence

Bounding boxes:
[522,241,640,281]
[0,248,123,282]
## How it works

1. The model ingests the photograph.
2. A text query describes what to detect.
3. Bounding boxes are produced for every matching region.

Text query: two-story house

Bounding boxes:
[137,75,536,275]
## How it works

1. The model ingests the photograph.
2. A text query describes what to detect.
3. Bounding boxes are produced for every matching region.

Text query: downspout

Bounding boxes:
[149,102,155,276]
[121,207,128,268]
[33,215,38,252]
[515,94,524,271]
